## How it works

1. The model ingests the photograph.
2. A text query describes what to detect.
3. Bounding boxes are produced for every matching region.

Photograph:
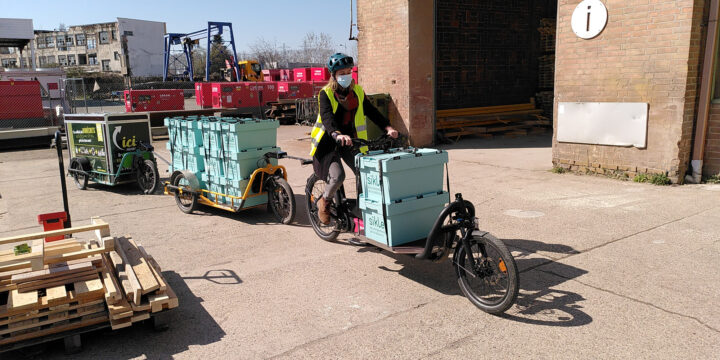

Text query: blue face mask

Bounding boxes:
[336,74,353,88]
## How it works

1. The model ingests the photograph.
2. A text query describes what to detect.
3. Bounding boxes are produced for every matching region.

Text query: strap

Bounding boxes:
[378,159,390,242]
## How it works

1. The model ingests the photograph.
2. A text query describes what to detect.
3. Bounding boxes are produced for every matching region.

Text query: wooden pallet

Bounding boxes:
[436,101,552,141]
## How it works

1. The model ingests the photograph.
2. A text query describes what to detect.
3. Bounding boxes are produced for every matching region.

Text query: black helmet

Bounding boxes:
[327,53,354,74]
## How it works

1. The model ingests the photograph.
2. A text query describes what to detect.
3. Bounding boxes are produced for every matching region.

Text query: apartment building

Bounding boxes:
[0,18,166,77]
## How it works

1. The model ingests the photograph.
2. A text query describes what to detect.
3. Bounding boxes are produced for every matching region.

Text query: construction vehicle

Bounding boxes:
[224,57,264,82]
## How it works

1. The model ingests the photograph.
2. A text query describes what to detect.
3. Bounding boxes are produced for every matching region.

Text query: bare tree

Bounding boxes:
[300,32,336,64]
[249,38,285,69]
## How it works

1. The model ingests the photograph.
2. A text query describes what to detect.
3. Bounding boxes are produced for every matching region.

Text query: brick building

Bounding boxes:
[0,18,166,77]
[356,0,720,183]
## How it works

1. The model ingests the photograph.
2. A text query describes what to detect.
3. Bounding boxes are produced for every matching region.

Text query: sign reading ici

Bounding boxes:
[571,0,608,39]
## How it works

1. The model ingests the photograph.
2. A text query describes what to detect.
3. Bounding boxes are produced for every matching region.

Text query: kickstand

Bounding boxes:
[347,238,370,246]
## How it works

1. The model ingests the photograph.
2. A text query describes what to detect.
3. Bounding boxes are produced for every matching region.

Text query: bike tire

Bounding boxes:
[454,233,519,314]
[268,176,296,224]
[172,172,198,214]
[136,159,159,194]
[70,159,88,190]
[305,173,340,242]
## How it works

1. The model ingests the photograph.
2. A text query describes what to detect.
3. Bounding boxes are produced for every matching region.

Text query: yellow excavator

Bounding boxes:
[225,57,264,82]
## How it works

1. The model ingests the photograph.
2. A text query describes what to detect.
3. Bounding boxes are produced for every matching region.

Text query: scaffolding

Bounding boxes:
[163,21,241,82]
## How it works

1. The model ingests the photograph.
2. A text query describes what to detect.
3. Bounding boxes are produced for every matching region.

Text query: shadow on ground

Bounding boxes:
[357,237,591,327]
[5,271,226,360]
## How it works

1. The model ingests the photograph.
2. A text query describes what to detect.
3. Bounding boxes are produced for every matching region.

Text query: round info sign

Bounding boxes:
[571,0,608,39]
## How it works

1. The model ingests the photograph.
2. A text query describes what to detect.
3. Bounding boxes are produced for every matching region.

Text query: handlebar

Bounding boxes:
[338,133,409,152]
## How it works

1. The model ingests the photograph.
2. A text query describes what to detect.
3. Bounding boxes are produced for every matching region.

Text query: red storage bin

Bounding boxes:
[311,67,330,81]
[261,69,281,81]
[0,81,44,120]
[124,89,184,112]
[352,66,358,82]
[312,81,328,96]
[212,82,260,108]
[254,82,280,104]
[277,82,314,100]
[280,69,292,81]
[293,68,311,82]
[38,211,67,242]
[195,82,213,108]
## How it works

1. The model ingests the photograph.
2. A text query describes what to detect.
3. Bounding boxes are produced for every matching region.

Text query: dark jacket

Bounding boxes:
[312,86,390,180]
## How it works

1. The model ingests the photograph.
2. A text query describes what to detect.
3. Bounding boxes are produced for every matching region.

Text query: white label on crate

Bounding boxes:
[571,0,608,39]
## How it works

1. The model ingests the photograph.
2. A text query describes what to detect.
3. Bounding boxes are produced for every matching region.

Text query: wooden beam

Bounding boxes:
[0,222,110,246]
[115,237,159,295]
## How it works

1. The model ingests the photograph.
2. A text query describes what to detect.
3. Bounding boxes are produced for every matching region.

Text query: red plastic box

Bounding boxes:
[0,81,44,120]
[124,89,184,112]
[311,67,330,81]
[212,82,256,108]
[280,69,292,81]
[261,69,281,81]
[195,82,213,108]
[277,82,314,100]
[38,211,67,242]
[293,68,311,82]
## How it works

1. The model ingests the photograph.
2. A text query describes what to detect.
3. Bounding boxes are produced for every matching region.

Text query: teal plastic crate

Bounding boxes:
[225,183,268,208]
[219,146,280,180]
[360,191,450,247]
[171,151,205,174]
[182,120,203,149]
[357,148,448,203]
[217,119,279,152]
[205,157,225,177]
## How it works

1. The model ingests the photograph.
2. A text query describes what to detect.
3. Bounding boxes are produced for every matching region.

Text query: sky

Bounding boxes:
[1,0,358,54]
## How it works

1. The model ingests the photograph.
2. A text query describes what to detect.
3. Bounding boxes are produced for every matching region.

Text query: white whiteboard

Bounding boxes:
[557,102,648,148]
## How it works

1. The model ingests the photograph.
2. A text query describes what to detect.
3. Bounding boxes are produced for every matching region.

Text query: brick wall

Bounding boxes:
[705,104,720,175]
[553,0,706,183]
[436,0,555,109]
[357,0,435,146]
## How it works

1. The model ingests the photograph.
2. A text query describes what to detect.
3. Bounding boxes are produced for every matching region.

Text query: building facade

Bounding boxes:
[356,0,720,183]
[0,18,166,77]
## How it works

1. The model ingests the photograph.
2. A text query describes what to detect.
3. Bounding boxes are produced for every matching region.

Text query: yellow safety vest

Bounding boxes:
[309,84,368,156]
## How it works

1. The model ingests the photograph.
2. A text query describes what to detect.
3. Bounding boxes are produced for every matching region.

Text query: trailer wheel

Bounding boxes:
[172,172,197,214]
[70,159,88,190]
[136,159,159,194]
[268,176,295,224]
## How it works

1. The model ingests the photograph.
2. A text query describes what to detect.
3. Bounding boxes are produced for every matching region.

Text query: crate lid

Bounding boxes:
[358,148,448,172]
[360,191,449,216]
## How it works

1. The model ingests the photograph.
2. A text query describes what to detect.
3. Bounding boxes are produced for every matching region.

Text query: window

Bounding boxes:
[38,56,46,66]
[99,31,109,44]
[102,59,111,71]
[78,54,87,65]
[20,57,28,67]
[46,55,56,64]
[111,30,117,40]
[45,36,54,48]
[123,31,133,36]
[58,55,67,66]
[56,36,66,51]
[114,51,120,60]
[75,34,86,46]
[1,59,17,68]
[87,37,96,49]
[68,54,76,65]
[88,54,97,65]
[37,37,45,49]
[66,35,74,47]
[0,47,10,54]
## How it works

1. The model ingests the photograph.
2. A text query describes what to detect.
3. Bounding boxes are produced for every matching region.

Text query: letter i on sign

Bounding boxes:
[587,6,592,32]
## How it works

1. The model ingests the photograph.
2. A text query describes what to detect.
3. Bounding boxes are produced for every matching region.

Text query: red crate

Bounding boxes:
[352,66,358,82]
[212,82,259,108]
[254,82,279,104]
[277,82,314,100]
[124,89,184,112]
[195,82,213,108]
[280,69,292,81]
[312,81,328,96]
[261,69,281,81]
[0,81,44,120]
[311,67,330,81]
[293,68,311,82]
[38,212,67,242]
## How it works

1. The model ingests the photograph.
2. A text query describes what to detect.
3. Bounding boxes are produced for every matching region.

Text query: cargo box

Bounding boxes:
[215,146,280,180]
[360,191,450,247]
[215,119,279,152]
[124,89,184,112]
[311,67,330,81]
[357,148,448,203]
[293,68,311,82]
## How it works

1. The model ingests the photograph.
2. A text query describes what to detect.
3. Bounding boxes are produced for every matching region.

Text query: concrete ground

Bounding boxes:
[1,126,719,359]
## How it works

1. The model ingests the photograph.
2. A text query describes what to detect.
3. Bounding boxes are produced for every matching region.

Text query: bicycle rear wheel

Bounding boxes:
[305,173,340,242]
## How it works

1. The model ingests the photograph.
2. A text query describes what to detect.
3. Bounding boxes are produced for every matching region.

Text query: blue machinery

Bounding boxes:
[163,21,241,82]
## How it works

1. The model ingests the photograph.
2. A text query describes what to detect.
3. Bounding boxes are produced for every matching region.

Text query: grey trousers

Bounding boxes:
[323,148,358,200]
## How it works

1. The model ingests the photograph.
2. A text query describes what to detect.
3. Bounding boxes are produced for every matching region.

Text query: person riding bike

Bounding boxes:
[309,53,399,224]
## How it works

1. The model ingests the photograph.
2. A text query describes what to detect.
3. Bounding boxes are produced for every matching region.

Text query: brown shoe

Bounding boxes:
[317,197,331,224]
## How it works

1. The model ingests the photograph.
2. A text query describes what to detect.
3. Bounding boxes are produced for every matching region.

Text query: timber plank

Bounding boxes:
[116,237,159,295]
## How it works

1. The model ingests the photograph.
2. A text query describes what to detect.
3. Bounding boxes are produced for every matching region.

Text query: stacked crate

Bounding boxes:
[164,116,280,208]
[357,149,449,247]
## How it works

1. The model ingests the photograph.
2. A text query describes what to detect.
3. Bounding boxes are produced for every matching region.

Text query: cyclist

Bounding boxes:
[309,53,399,224]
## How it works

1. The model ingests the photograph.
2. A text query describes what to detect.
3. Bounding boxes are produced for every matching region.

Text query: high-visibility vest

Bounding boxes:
[309,84,368,156]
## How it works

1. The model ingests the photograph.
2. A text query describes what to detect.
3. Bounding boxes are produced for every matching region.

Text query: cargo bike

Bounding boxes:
[162,116,296,224]
[64,113,160,194]
[305,135,519,314]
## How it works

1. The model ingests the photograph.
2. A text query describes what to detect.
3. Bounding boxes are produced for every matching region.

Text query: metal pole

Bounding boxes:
[55,131,71,228]
[82,78,88,113]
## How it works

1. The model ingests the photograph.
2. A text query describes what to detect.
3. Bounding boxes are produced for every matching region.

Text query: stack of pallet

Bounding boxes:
[0,218,177,347]
[536,18,556,119]
[436,102,551,141]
